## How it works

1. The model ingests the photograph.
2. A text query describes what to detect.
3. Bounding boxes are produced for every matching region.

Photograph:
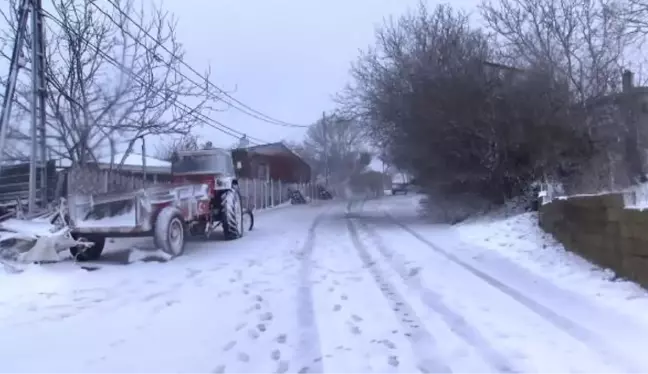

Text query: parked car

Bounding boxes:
[391,183,409,195]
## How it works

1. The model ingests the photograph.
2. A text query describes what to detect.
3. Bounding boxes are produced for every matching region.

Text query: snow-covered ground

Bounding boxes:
[2,195,648,372]
[456,210,648,325]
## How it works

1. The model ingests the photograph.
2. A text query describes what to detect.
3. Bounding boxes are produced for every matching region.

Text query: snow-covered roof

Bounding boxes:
[96,153,170,168]
[54,153,171,173]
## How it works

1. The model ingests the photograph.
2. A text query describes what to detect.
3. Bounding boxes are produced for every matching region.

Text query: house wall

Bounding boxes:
[248,154,309,183]
[233,148,310,184]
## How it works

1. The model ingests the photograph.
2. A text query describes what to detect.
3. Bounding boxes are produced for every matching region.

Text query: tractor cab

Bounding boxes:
[170,148,239,191]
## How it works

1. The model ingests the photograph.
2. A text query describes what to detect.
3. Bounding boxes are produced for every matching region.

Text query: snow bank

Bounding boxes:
[456,212,648,325]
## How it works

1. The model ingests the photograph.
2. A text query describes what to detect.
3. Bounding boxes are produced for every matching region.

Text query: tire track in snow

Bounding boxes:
[345,217,452,373]
[351,217,517,373]
[294,213,326,373]
[383,212,644,373]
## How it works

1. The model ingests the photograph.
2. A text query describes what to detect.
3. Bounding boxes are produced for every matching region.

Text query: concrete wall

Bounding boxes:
[539,193,648,287]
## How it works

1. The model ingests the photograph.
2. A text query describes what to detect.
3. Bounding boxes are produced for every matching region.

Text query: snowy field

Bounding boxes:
[2,195,648,372]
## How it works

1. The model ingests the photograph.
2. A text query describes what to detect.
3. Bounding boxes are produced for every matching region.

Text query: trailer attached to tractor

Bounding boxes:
[67,148,253,261]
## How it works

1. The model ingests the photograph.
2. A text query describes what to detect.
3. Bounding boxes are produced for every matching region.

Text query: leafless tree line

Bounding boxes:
[286,113,379,195]
[336,0,648,222]
[0,0,217,169]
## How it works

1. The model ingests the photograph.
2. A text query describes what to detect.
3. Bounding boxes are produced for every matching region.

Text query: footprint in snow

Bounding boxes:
[222,341,237,352]
[333,304,342,312]
[237,352,250,362]
[271,349,281,360]
[248,329,260,340]
[380,339,396,349]
[276,334,287,344]
[276,360,290,373]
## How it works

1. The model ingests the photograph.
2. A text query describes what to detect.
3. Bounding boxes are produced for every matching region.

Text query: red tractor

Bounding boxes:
[67,148,253,261]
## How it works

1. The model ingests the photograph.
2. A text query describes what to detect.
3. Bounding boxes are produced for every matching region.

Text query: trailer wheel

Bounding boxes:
[154,206,186,257]
[221,189,244,240]
[70,235,106,262]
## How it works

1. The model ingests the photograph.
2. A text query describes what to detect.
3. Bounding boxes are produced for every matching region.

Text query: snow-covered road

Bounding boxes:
[2,196,648,373]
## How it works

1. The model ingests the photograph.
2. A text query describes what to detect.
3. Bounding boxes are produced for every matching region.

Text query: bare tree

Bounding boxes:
[339,2,597,221]
[480,0,634,102]
[155,133,201,161]
[0,0,216,168]
[302,112,370,184]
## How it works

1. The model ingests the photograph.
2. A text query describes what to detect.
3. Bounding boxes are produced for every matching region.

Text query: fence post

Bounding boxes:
[266,181,270,208]
[262,181,267,209]
[252,179,257,210]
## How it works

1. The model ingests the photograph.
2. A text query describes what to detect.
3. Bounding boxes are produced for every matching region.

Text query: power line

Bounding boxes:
[41,9,268,146]
[96,0,309,128]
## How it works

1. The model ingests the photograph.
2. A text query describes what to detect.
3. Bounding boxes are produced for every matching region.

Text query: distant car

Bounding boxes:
[391,183,409,195]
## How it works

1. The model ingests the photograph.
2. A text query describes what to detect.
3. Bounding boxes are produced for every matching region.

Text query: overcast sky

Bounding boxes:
[0,0,481,160]
[161,0,480,148]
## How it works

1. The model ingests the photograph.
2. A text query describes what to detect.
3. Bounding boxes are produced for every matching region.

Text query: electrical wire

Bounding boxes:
[41,8,269,146]
[96,0,309,128]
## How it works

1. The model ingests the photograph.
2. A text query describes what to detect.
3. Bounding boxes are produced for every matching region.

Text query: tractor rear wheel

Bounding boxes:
[221,189,244,240]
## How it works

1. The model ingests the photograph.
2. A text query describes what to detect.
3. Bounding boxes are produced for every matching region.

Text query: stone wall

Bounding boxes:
[539,193,648,287]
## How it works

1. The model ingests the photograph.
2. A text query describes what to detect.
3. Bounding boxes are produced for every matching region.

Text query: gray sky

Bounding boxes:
[1,0,481,161]
[162,0,479,148]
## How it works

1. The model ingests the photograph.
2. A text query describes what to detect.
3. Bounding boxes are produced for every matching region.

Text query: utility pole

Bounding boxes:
[29,0,47,213]
[35,0,48,209]
[0,0,31,173]
[322,111,329,186]
[0,0,46,214]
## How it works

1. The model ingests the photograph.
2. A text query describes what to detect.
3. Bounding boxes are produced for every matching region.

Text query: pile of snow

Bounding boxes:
[0,218,74,263]
[456,212,648,324]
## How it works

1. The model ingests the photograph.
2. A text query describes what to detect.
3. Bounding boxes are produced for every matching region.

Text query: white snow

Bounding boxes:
[57,153,171,169]
[2,195,648,372]
[98,153,171,168]
[0,218,58,237]
[456,211,648,327]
